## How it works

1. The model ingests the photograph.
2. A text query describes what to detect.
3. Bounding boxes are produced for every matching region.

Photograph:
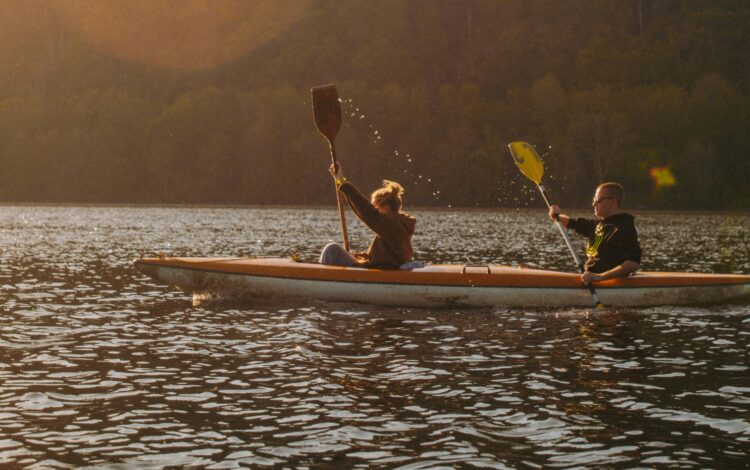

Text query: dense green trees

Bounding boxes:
[0,0,748,208]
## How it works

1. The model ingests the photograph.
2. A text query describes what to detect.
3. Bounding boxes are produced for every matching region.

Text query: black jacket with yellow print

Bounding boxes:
[568,213,641,273]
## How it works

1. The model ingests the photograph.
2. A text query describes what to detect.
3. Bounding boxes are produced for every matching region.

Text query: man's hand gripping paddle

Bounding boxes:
[508,142,604,309]
[312,84,349,251]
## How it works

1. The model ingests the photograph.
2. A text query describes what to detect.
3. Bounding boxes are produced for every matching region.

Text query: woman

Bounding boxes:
[320,166,416,269]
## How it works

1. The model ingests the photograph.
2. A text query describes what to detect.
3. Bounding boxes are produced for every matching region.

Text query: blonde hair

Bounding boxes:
[371,180,404,211]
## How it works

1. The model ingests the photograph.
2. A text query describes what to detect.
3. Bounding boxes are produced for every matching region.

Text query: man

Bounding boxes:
[549,182,641,283]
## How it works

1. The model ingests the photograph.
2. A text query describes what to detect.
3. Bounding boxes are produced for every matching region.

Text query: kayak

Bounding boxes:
[134,256,750,308]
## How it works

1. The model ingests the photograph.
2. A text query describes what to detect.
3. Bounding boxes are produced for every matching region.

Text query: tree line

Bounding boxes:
[0,0,748,209]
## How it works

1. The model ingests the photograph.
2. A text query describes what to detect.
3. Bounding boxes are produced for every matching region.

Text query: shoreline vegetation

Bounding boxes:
[2,202,749,216]
[1,1,748,209]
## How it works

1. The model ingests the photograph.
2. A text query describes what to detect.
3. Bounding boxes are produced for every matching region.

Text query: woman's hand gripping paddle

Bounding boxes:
[312,84,349,251]
[508,141,604,309]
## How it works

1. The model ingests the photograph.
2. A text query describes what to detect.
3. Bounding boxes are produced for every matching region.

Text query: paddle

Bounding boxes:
[508,141,604,309]
[312,84,349,251]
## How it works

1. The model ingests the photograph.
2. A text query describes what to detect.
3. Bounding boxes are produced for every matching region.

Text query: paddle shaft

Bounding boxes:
[328,141,350,251]
[311,85,349,252]
[536,183,603,307]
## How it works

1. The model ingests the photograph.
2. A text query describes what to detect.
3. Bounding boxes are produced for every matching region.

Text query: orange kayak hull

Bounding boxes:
[134,257,750,308]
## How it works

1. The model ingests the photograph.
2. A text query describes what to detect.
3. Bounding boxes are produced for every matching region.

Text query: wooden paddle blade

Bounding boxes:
[311,84,342,142]
[508,141,544,185]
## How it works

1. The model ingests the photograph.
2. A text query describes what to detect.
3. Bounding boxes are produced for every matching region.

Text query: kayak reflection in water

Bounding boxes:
[320,164,416,269]
[548,182,642,284]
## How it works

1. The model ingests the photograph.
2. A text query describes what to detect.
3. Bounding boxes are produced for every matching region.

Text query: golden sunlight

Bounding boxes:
[50,0,310,70]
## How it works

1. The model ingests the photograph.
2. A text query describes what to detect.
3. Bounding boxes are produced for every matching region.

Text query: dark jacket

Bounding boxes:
[339,181,416,269]
[568,213,641,273]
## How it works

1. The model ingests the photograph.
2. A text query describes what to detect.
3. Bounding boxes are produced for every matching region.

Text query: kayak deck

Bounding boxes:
[134,256,750,308]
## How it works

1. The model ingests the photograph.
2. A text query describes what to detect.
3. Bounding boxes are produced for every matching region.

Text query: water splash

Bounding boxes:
[340,97,444,203]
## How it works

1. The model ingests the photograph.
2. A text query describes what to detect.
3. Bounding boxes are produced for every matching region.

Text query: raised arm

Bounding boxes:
[337,181,388,235]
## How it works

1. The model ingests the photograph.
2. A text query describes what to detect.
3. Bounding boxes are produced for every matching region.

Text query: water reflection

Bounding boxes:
[0,206,748,468]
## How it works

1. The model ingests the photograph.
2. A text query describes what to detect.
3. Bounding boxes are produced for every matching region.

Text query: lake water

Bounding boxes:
[1,205,749,468]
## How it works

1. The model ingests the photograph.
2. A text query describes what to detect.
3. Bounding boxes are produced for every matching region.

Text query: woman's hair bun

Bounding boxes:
[382,180,404,198]
[371,180,404,210]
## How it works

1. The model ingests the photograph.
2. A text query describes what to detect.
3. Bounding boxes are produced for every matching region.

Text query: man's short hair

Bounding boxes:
[598,182,625,205]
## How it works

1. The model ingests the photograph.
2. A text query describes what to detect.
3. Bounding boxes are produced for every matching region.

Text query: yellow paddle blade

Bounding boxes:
[508,141,544,185]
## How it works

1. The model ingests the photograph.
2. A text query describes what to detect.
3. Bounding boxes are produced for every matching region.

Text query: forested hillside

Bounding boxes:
[1,0,748,208]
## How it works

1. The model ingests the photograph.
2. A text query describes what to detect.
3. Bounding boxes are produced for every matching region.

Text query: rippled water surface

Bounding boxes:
[1,205,749,468]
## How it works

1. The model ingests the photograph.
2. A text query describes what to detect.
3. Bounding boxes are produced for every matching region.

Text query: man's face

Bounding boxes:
[592,188,617,219]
